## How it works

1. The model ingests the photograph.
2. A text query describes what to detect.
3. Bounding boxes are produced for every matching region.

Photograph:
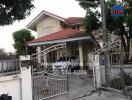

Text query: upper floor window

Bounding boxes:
[72,26,80,30]
[77,26,80,30]
[42,26,53,35]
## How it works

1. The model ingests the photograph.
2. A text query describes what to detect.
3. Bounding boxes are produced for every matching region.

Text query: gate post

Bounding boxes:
[20,55,33,100]
[93,54,106,88]
[93,54,102,88]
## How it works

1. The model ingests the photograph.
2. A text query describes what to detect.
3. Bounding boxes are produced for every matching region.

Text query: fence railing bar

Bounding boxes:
[33,71,67,77]
[94,40,120,54]
[0,71,21,77]
[0,59,20,76]
[31,43,66,58]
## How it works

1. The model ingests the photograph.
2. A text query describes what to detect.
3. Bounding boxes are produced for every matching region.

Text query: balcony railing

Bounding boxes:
[0,59,20,76]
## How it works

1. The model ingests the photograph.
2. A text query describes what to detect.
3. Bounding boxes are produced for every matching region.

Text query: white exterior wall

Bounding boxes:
[36,16,61,38]
[0,69,32,100]
[0,76,22,100]
[0,55,32,100]
[37,46,41,63]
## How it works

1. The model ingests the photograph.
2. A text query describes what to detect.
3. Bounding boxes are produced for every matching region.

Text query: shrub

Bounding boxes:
[110,73,132,90]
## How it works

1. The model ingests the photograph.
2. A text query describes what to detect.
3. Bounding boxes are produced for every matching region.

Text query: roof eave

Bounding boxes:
[69,22,82,26]
[28,36,91,46]
[26,10,66,30]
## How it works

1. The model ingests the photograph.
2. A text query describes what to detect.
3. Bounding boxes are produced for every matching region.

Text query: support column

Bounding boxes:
[78,41,84,70]
[37,46,41,63]
[43,46,47,64]
[57,50,60,59]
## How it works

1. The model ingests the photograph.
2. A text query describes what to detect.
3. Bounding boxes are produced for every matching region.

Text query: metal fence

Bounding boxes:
[31,56,69,100]
[0,59,20,76]
[0,54,16,60]
[32,72,68,100]
[31,43,68,100]
[98,52,132,94]
[104,70,132,96]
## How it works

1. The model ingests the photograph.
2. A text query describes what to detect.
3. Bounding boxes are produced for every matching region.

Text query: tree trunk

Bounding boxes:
[124,33,130,63]
[125,39,130,63]
[120,25,130,63]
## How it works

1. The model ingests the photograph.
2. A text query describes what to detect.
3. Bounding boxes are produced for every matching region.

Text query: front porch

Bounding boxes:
[28,29,97,70]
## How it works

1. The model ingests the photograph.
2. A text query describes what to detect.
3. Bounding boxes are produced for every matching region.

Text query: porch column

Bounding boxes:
[57,50,60,59]
[43,46,47,64]
[78,41,84,70]
[37,46,41,63]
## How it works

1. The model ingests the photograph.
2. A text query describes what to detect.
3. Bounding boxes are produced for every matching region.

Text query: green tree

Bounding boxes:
[0,0,34,26]
[83,10,101,33]
[77,0,132,61]
[13,29,36,56]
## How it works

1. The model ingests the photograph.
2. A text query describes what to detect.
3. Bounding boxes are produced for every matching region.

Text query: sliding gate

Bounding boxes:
[31,43,69,100]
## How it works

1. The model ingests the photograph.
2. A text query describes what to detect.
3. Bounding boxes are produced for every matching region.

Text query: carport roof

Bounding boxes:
[28,28,91,46]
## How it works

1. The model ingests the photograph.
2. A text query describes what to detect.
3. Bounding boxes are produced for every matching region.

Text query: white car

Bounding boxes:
[52,56,80,73]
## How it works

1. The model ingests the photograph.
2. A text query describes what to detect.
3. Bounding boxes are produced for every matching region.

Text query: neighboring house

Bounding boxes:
[27,10,97,69]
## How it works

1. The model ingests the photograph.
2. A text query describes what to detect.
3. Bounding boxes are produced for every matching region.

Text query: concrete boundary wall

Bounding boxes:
[0,55,33,100]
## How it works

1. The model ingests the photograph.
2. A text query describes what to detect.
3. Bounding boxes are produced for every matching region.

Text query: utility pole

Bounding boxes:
[76,0,109,86]
[100,0,109,86]
[100,0,108,45]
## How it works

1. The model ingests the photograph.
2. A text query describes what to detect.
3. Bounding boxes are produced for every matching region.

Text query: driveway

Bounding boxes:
[49,74,129,100]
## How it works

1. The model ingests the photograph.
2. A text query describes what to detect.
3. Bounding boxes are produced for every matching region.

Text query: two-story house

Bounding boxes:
[27,10,97,69]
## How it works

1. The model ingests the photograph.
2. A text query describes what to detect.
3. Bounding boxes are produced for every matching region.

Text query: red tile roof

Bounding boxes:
[28,29,88,43]
[66,17,84,25]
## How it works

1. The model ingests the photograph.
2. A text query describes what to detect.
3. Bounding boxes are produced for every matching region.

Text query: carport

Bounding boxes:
[28,28,97,69]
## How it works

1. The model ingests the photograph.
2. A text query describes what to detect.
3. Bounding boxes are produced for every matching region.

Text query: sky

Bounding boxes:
[0,0,86,53]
